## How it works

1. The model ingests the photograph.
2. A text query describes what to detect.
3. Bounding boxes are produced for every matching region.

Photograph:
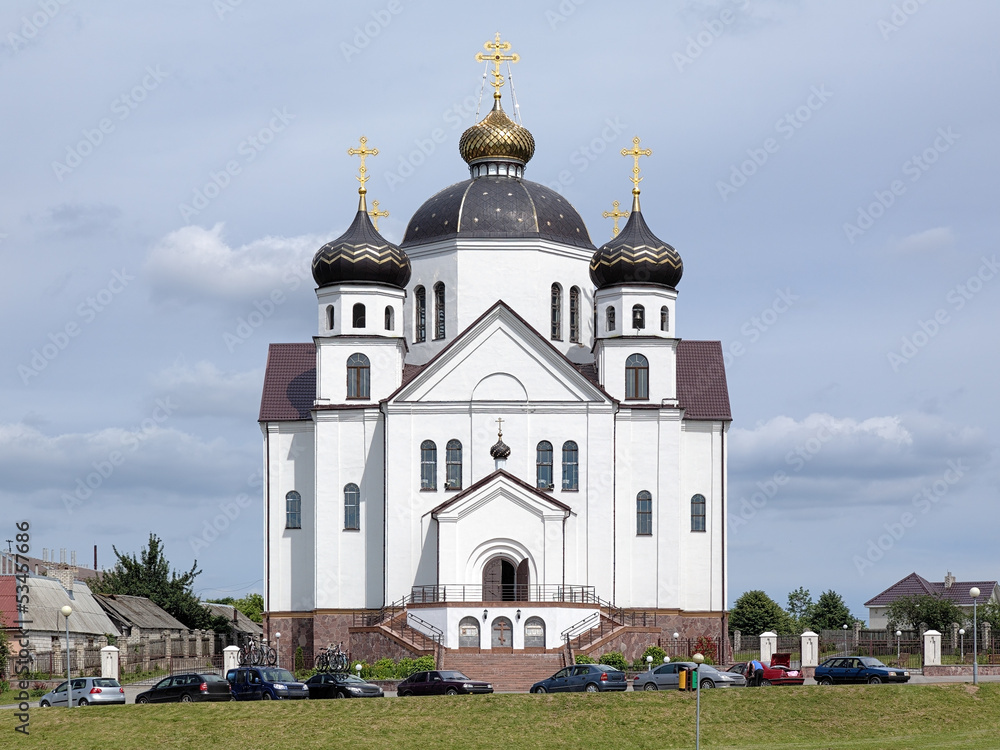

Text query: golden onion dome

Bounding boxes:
[459,98,535,168]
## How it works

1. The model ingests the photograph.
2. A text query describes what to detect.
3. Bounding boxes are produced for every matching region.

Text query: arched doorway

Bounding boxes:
[458,617,480,648]
[483,557,530,601]
[491,617,514,650]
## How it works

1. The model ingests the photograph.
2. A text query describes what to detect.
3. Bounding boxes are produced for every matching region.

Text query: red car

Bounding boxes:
[728,654,804,686]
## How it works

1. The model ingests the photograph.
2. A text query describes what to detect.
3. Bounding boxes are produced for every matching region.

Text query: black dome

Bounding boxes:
[402,177,595,250]
[589,205,683,289]
[312,204,411,289]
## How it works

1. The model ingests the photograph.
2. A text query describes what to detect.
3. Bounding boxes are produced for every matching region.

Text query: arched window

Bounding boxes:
[420,440,437,490]
[326,305,334,332]
[458,616,480,648]
[524,616,546,648]
[344,483,360,530]
[637,490,652,535]
[632,304,645,330]
[660,305,669,332]
[550,283,562,340]
[536,441,553,490]
[445,439,462,489]
[561,441,579,491]
[606,306,616,332]
[569,287,581,343]
[352,302,366,328]
[434,282,446,339]
[691,494,706,532]
[384,305,394,331]
[414,286,426,343]
[285,491,301,529]
[625,353,649,399]
[346,353,370,399]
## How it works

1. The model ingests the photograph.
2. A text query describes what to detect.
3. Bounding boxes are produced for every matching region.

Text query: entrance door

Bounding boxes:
[515,558,529,600]
[483,557,517,601]
[491,617,514,650]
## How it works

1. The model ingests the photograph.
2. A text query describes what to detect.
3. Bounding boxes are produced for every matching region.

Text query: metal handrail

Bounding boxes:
[411,584,597,604]
[406,613,444,644]
[561,612,600,641]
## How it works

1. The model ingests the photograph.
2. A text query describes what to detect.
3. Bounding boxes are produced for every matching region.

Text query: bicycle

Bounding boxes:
[238,636,277,666]
[316,642,348,672]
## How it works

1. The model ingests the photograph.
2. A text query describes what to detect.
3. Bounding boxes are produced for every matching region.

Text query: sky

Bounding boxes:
[1,0,997,621]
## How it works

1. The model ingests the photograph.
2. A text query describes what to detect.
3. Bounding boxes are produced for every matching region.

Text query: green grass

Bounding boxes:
[11,683,1000,749]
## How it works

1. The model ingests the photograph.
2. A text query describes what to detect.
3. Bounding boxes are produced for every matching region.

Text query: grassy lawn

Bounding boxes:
[8,683,999,749]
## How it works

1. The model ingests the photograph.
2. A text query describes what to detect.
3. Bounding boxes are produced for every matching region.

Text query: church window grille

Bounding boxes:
[346,353,370,399]
[384,305,394,331]
[285,491,301,529]
[660,306,669,332]
[637,491,652,535]
[691,494,706,532]
[562,441,579,491]
[569,287,581,343]
[344,484,360,530]
[536,441,553,490]
[625,353,649,399]
[550,284,562,340]
[352,303,366,328]
[434,282,446,339]
[632,304,645,330]
[606,306,616,332]
[326,305,334,332]
[420,440,437,490]
[445,439,462,489]
[415,286,426,343]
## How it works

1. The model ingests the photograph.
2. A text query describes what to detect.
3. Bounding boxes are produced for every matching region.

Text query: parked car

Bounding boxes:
[635,661,745,690]
[136,672,232,703]
[530,664,628,693]
[396,670,493,696]
[39,677,125,707]
[304,672,384,699]
[226,666,309,700]
[814,656,910,685]
[728,654,805,686]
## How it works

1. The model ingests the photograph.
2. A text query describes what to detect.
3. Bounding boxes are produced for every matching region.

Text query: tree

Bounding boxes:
[0,611,9,678]
[90,533,230,633]
[786,587,814,631]
[729,590,794,636]
[207,593,264,624]
[885,594,967,633]
[807,590,854,632]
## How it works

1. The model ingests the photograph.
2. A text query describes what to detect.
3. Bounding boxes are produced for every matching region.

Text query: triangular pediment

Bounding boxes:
[432,470,571,522]
[391,302,610,404]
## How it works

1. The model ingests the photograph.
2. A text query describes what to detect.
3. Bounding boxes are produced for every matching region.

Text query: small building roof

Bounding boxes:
[95,594,188,632]
[203,603,263,636]
[865,572,999,607]
[22,575,120,636]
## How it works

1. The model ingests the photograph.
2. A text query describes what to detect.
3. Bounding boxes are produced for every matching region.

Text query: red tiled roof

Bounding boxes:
[865,572,999,607]
[258,344,315,421]
[676,340,732,421]
[0,576,17,629]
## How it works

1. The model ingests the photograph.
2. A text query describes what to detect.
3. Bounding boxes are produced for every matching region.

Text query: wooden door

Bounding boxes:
[483,558,503,601]
[515,558,529,601]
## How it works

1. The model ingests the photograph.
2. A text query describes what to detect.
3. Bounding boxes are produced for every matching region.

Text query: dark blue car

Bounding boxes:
[814,656,910,685]
[226,666,309,700]
[530,664,628,693]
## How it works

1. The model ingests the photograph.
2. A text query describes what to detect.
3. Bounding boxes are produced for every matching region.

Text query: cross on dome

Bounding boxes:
[368,200,389,231]
[602,199,630,237]
[622,136,652,209]
[347,136,379,197]
[476,32,520,99]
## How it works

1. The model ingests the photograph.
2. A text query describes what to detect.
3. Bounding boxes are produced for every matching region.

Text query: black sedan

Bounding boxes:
[136,673,233,703]
[396,670,493,696]
[814,656,910,685]
[305,672,383,699]
[530,664,628,693]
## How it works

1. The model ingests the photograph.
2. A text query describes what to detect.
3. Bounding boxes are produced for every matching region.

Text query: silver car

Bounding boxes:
[39,677,126,707]
[634,662,747,690]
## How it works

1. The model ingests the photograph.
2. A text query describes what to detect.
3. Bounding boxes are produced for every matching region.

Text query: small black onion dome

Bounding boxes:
[490,437,511,459]
[459,99,535,167]
[589,200,683,289]
[312,200,412,288]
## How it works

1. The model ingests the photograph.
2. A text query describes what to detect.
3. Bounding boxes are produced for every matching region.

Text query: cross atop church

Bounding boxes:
[621,136,652,195]
[476,32,519,99]
[602,199,630,237]
[495,416,504,437]
[348,136,378,195]
[368,200,388,231]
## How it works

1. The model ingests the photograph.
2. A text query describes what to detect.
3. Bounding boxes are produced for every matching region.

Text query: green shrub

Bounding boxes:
[575,654,595,664]
[597,651,628,672]
[414,655,435,672]
[395,658,417,678]
[294,646,305,673]
[635,645,666,668]
[371,658,395,679]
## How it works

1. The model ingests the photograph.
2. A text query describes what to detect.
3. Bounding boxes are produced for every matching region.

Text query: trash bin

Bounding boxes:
[678,667,688,691]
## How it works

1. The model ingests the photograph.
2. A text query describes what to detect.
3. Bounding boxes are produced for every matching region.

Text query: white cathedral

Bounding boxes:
[259,38,732,664]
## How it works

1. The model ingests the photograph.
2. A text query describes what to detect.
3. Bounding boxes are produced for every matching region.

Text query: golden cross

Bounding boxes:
[496,416,504,437]
[347,136,378,194]
[368,200,389,230]
[621,136,652,194]
[602,200,630,237]
[476,32,519,99]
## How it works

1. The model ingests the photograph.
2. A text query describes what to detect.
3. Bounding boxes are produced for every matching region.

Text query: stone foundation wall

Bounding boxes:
[264,615,314,671]
[349,629,429,663]
[923,665,1000,677]
[579,612,730,663]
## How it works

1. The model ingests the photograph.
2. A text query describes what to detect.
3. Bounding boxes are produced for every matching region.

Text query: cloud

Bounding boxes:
[35,203,122,239]
[150,358,263,420]
[890,227,955,255]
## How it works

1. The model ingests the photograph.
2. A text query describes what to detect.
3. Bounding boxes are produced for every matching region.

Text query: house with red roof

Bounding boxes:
[865,572,999,629]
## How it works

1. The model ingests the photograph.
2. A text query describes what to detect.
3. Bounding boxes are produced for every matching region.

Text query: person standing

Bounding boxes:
[749,659,764,687]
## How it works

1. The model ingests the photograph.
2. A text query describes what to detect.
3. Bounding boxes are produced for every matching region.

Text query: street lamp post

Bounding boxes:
[959,629,965,661]
[843,624,849,656]
[646,655,653,671]
[275,632,281,669]
[673,632,679,657]
[896,630,902,662]
[60,605,73,709]
[693,652,705,750]
[970,587,980,685]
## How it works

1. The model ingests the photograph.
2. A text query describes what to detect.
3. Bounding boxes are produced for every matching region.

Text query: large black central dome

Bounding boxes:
[401,177,595,250]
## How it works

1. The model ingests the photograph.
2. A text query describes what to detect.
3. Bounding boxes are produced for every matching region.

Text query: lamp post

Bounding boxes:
[970,587,980,685]
[842,624,849,656]
[673,631,679,657]
[693,652,705,750]
[275,632,281,668]
[60,605,73,708]
[896,630,902,663]
[959,629,965,661]
[355,663,363,679]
